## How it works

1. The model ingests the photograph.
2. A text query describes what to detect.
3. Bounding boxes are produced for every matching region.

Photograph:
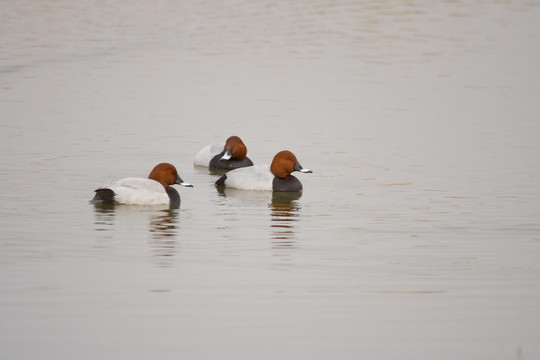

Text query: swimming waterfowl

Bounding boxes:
[215,150,312,192]
[194,136,254,170]
[91,163,193,207]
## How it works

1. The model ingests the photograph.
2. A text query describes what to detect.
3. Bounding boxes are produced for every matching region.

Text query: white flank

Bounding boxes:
[102,177,170,205]
[193,142,225,167]
[224,165,273,191]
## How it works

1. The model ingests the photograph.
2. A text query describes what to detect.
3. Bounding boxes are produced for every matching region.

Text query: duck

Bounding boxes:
[194,135,254,170]
[215,150,312,192]
[91,163,193,207]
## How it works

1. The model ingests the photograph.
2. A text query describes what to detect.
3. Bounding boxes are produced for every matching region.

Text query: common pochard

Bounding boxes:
[91,163,193,207]
[215,150,312,192]
[194,136,254,170]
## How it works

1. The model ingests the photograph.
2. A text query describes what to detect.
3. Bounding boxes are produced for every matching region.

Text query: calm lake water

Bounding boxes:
[1,0,540,359]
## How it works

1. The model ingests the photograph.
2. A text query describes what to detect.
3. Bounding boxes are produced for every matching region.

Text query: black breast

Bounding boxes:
[166,187,181,208]
[272,175,303,192]
[209,153,254,170]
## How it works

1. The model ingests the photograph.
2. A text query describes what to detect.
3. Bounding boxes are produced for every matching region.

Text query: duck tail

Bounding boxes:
[92,188,115,203]
[215,174,227,187]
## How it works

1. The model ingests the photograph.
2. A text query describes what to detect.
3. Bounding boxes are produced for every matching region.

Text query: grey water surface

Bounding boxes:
[1,1,540,359]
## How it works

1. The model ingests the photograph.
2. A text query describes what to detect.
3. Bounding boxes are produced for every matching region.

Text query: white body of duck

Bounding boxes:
[216,164,273,190]
[194,142,224,167]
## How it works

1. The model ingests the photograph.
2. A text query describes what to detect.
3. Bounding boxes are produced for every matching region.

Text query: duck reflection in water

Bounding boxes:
[148,209,179,267]
[269,192,302,248]
[93,202,116,233]
[92,203,180,267]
